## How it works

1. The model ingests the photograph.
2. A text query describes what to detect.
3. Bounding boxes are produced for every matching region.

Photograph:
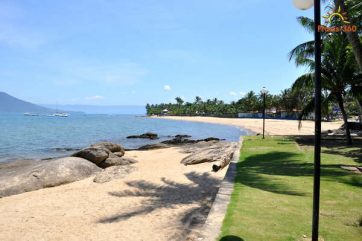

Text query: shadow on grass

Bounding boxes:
[235,151,306,196]
[219,235,245,241]
[98,172,221,239]
[235,150,358,196]
[296,136,362,164]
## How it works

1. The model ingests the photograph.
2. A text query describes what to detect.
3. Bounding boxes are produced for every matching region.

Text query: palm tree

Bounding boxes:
[333,0,362,70]
[175,97,184,105]
[289,17,359,144]
[194,96,202,104]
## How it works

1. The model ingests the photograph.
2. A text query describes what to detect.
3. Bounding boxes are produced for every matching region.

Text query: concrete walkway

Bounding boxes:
[198,138,243,241]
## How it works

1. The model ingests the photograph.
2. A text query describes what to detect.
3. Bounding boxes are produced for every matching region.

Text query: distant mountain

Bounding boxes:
[41,104,146,115]
[0,92,51,113]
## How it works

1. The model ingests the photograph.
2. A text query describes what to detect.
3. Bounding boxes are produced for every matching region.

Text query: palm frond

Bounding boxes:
[291,73,314,92]
[298,94,334,129]
[297,17,315,33]
[288,40,315,65]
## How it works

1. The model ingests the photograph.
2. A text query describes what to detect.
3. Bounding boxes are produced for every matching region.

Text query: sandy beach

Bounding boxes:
[154,116,343,136]
[0,117,343,241]
[0,147,227,241]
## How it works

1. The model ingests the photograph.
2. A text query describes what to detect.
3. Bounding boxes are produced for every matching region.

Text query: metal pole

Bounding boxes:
[263,93,265,139]
[312,0,322,240]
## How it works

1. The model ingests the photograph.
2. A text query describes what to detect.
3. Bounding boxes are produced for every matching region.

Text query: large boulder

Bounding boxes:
[127,132,158,140]
[93,165,136,183]
[161,136,222,145]
[98,156,138,168]
[0,157,101,197]
[113,152,125,157]
[174,134,192,138]
[137,143,169,150]
[72,147,109,165]
[91,142,124,154]
[161,136,197,145]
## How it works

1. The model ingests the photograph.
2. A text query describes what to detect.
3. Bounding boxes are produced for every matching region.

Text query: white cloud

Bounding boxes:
[164,85,171,91]
[239,91,246,96]
[229,91,237,96]
[85,95,104,101]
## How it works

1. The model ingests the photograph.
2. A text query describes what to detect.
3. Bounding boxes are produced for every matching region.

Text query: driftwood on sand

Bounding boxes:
[134,135,238,172]
[180,142,238,172]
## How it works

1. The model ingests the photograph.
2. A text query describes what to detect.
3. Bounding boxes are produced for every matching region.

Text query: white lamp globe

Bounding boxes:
[261,87,268,95]
[293,0,314,10]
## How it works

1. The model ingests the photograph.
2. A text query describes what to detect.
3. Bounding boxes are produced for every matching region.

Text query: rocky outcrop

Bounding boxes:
[181,142,238,171]
[113,152,125,157]
[161,136,222,145]
[174,134,192,138]
[72,148,109,165]
[161,136,197,145]
[127,132,158,140]
[91,142,125,154]
[137,143,169,150]
[0,157,101,197]
[72,142,129,168]
[98,156,138,169]
[93,165,136,183]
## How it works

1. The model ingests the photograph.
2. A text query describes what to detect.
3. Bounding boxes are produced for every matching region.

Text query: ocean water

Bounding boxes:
[0,113,248,162]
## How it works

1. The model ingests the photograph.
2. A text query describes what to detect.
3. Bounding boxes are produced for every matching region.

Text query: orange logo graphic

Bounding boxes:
[318,5,357,33]
[323,6,350,24]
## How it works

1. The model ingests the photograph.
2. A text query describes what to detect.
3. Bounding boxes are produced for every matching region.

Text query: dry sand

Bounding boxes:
[0,147,227,241]
[155,116,343,136]
[0,117,342,241]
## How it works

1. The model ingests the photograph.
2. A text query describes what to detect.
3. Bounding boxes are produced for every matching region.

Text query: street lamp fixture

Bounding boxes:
[293,0,314,10]
[260,87,268,139]
[293,1,322,241]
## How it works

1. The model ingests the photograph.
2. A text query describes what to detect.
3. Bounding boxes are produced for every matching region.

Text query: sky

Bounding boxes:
[0,0,318,106]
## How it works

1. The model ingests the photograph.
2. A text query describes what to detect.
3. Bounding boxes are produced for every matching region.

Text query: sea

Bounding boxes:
[0,113,249,163]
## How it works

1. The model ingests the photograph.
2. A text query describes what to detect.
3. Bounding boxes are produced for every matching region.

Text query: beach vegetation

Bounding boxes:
[289,0,362,144]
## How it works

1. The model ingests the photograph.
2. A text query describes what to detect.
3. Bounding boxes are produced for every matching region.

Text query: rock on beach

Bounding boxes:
[0,157,101,198]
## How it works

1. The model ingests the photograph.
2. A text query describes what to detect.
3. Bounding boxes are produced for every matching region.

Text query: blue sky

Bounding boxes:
[0,0,317,106]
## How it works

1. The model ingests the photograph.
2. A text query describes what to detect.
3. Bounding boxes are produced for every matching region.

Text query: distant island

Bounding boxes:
[0,92,51,113]
[42,104,146,115]
[0,91,146,115]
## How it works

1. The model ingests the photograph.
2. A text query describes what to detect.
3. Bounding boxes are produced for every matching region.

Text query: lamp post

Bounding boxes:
[260,87,268,139]
[293,1,322,241]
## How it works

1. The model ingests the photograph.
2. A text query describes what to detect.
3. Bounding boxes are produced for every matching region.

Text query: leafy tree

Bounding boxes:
[289,16,360,144]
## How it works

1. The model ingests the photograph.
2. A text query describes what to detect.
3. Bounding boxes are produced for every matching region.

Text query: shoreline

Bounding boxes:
[152,116,343,136]
[0,136,237,241]
[0,115,243,164]
[0,117,344,240]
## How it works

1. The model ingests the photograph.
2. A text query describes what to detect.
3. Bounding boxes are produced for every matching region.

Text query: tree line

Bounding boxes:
[147,0,361,144]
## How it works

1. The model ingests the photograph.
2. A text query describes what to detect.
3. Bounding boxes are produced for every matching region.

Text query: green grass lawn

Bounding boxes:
[219,136,362,241]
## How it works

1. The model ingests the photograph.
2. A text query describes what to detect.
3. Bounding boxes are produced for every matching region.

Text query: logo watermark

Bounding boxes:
[318,5,358,33]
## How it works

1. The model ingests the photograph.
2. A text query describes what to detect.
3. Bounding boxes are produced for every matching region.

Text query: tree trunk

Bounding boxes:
[358,99,362,123]
[346,32,362,71]
[336,94,353,145]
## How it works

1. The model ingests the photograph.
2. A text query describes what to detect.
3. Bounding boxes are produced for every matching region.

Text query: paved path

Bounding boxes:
[199,138,242,241]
